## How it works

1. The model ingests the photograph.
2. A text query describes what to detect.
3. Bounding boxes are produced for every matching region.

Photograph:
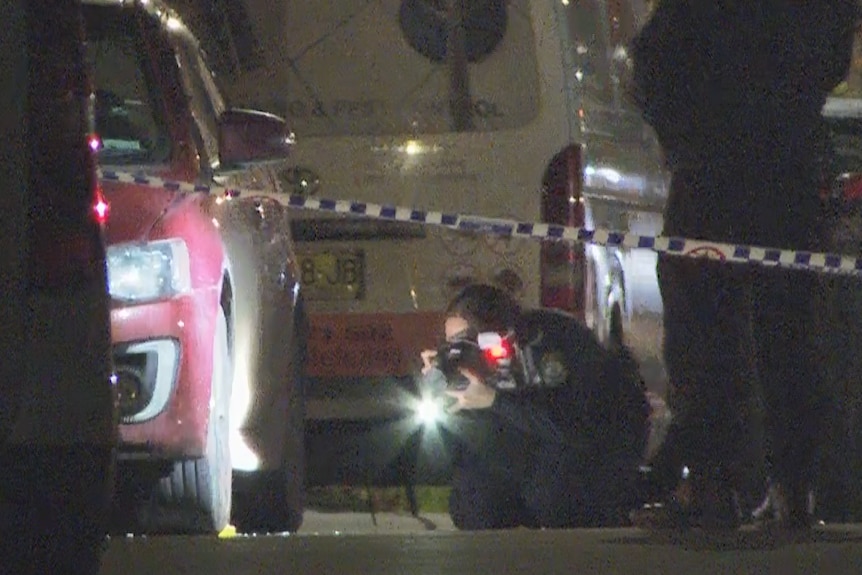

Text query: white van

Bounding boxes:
[0,0,116,572]
[182,0,668,417]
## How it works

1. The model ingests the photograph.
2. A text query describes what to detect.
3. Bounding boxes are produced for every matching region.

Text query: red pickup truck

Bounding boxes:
[83,0,306,534]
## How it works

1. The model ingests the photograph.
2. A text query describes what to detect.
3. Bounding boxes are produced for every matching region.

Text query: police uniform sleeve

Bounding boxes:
[629,1,712,163]
[532,310,648,462]
[486,311,596,451]
[488,391,566,445]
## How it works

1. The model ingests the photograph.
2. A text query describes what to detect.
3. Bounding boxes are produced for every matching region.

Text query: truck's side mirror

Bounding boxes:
[218,108,294,172]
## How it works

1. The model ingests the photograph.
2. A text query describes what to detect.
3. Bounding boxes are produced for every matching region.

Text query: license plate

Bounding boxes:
[298,250,365,301]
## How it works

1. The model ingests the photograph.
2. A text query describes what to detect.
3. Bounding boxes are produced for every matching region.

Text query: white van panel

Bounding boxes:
[246,0,571,316]
[181,0,672,398]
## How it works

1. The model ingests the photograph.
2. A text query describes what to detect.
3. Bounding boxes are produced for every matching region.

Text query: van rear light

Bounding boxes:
[822,173,862,205]
[540,145,586,319]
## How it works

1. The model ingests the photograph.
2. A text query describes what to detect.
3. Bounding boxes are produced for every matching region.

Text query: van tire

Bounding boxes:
[157,308,232,533]
[609,302,624,350]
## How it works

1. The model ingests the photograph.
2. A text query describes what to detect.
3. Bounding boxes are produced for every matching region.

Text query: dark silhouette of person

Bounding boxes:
[420,284,649,529]
[629,0,857,530]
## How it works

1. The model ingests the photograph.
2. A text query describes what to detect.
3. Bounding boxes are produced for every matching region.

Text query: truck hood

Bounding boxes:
[100,167,180,245]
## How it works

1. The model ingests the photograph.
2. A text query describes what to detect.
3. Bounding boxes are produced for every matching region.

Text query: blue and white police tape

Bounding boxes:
[98,169,862,277]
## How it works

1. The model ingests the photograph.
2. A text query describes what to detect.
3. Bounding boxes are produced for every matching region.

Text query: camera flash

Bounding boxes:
[415,397,443,426]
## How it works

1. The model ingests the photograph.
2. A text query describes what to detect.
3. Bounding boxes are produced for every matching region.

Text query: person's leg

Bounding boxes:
[752,267,825,528]
[522,475,596,528]
[519,445,642,528]
[638,254,759,527]
[662,256,758,484]
[814,269,862,522]
[747,165,828,528]
[447,461,524,530]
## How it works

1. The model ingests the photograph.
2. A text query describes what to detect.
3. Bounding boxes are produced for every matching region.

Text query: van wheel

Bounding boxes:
[590,279,611,346]
[235,313,307,533]
[156,308,232,533]
[608,302,625,350]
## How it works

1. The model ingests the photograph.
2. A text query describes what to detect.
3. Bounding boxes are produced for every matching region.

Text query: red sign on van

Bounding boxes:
[306,311,444,378]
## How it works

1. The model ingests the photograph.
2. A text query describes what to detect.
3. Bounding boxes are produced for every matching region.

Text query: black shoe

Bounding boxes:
[631,478,741,532]
[751,483,815,532]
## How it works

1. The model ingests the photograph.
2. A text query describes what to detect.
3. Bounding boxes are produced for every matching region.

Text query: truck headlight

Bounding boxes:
[107,239,191,303]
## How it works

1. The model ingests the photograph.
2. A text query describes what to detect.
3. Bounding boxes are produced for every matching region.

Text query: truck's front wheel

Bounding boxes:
[157,308,232,533]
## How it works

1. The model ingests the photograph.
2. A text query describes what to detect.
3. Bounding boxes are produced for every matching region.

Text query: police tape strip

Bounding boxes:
[98,169,862,277]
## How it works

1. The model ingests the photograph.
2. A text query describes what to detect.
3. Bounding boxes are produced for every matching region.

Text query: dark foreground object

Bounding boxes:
[101,524,862,575]
[0,446,114,575]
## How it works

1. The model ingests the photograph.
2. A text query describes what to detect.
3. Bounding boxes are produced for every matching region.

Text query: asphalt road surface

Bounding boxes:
[100,513,862,575]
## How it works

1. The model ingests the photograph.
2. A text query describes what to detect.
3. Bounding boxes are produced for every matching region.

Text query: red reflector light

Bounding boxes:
[93,189,110,225]
[541,285,580,313]
[540,145,586,319]
[88,134,102,152]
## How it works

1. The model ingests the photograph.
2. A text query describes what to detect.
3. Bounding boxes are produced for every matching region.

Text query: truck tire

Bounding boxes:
[157,308,232,533]
[276,317,307,532]
[234,309,307,533]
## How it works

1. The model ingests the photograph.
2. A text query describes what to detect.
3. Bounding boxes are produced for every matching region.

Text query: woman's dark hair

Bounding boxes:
[445,283,521,333]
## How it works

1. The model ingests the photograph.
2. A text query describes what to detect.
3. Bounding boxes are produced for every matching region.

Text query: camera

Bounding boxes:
[435,331,520,391]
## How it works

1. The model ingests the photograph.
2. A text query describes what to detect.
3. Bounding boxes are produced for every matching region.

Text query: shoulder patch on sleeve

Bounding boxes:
[538,351,568,387]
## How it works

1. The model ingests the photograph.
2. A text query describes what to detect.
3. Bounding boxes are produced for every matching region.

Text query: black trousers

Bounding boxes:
[447,455,623,530]
[657,167,827,509]
[659,256,826,497]
[445,421,632,530]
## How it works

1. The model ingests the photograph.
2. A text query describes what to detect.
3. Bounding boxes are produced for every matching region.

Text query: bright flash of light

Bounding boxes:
[403,140,423,156]
[414,396,444,427]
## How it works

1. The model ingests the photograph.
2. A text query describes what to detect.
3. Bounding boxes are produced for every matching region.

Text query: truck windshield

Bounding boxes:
[82,5,172,165]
